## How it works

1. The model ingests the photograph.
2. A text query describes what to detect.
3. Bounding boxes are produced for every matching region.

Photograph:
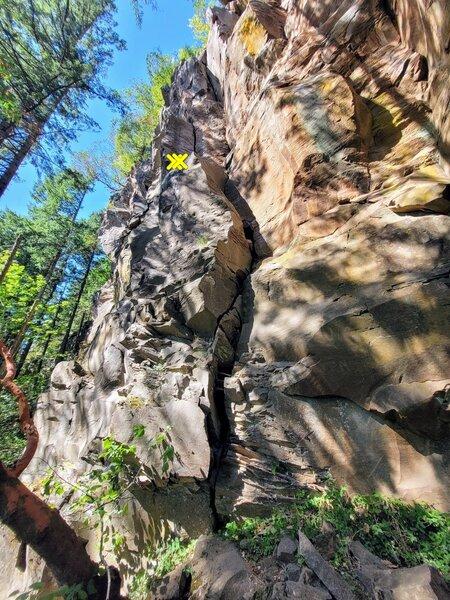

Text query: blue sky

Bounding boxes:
[1,0,197,218]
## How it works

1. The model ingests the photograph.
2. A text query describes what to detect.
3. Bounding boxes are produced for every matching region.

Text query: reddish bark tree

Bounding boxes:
[0,340,121,598]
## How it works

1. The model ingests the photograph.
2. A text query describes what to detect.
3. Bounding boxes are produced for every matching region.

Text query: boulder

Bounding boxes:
[189,535,261,599]
[297,531,356,600]
[350,541,450,599]
[276,536,297,563]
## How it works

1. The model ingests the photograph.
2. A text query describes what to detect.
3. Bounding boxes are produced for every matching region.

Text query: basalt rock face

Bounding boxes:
[2,0,450,596]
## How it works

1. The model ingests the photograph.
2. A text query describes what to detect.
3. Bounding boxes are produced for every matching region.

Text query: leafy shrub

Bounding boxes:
[129,571,151,600]
[223,484,450,579]
[148,537,197,578]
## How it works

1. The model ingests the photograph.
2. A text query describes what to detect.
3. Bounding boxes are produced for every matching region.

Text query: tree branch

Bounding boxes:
[0,339,38,477]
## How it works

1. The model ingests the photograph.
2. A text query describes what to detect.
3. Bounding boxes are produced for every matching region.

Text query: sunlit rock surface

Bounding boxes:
[2,0,449,596]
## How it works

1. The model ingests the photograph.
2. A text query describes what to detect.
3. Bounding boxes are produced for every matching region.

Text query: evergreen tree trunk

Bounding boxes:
[0,122,44,197]
[34,299,63,373]
[74,310,88,353]
[16,277,62,376]
[0,119,17,146]
[0,88,70,198]
[59,249,95,357]
[15,338,33,377]
[0,235,22,285]
[10,189,86,358]
[9,250,62,358]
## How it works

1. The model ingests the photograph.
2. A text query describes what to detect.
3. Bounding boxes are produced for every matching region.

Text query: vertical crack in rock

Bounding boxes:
[207,219,258,530]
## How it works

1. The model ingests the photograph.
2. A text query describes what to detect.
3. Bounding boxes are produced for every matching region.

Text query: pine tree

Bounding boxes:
[0,0,125,196]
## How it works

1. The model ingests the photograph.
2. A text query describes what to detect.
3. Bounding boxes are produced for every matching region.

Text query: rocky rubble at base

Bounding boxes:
[150,531,450,600]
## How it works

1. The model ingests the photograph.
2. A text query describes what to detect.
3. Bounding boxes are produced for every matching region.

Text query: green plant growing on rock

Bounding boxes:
[129,571,151,600]
[151,426,174,475]
[12,581,95,600]
[151,359,166,373]
[196,234,209,247]
[42,435,142,563]
[42,425,176,557]
[147,537,197,578]
[223,483,450,580]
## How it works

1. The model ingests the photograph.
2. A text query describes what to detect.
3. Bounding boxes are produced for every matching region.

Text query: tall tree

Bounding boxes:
[0,0,125,196]
[8,169,93,357]
[189,0,214,45]
[113,48,196,176]
[0,235,21,286]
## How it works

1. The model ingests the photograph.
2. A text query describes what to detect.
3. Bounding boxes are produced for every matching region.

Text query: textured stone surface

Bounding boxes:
[350,540,450,599]
[276,536,297,563]
[212,0,450,514]
[297,531,356,600]
[2,0,449,596]
[189,535,260,599]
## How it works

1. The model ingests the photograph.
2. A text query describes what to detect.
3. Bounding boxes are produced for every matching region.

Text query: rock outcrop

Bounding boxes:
[1,0,449,596]
[150,532,450,599]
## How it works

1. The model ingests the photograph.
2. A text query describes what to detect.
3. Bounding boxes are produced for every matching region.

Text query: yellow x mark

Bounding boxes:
[166,153,189,171]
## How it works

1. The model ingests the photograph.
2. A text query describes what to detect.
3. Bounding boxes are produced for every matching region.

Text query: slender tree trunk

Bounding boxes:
[0,87,71,198]
[74,310,87,353]
[34,299,63,373]
[15,338,33,377]
[0,235,22,286]
[16,277,62,376]
[0,119,17,147]
[10,188,86,358]
[0,123,44,197]
[9,250,62,358]
[58,249,95,357]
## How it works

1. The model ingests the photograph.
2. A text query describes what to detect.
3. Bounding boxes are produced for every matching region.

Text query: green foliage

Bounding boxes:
[148,537,197,578]
[0,386,26,465]
[0,167,111,466]
[132,423,146,439]
[68,437,139,521]
[223,484,450,580]
[113,47,197,176]
[10,580,94,599]
[0,339,55,466]
[0,0,126,181]
[151,426,174,475]
[189,0,214,46]
[196,234,209,247]
[0,252,45,337]
[0,60,21,122]
[129,571,151,600]
[113,51,176,175]
[41,426,175,559]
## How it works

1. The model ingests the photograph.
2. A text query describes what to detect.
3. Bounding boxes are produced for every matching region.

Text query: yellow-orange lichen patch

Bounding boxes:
[238,15,267,57]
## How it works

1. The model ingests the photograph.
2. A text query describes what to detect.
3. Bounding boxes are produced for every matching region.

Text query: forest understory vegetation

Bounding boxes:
[11,479,450,599]
[127,482,450,598]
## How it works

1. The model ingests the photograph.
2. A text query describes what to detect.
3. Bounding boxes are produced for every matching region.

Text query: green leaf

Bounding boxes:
[132,424,145,439]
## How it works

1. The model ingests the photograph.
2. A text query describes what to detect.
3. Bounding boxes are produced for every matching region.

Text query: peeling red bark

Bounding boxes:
[0,339,122,598]
[0,340,39,477]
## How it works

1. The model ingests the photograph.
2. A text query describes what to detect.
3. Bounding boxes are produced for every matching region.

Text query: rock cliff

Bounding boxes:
[2,0,449,596]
